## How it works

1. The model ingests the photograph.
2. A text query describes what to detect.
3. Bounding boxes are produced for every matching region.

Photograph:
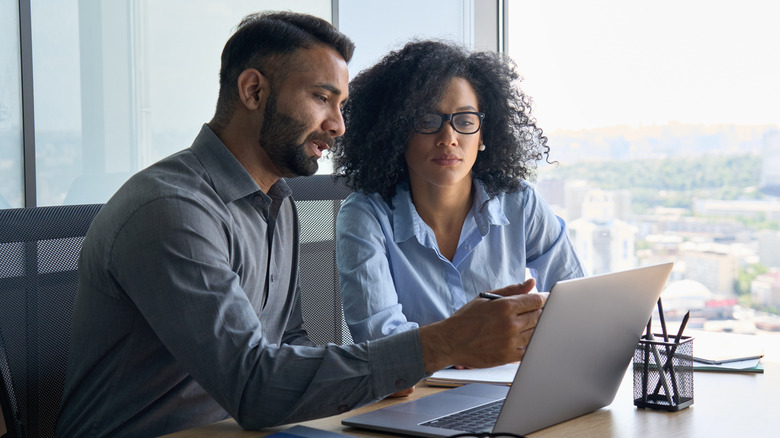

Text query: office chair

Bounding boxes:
[0,181,348,435]
[0,204,102,438]
[286,175,354,346]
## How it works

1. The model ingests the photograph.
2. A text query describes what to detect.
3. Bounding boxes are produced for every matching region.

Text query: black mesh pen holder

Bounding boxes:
[633,335,694,411]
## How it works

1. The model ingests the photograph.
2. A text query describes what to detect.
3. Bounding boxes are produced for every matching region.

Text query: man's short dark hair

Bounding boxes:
[212,11,354,129]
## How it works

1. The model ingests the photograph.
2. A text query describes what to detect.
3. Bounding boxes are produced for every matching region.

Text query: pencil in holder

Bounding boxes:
[633,334,694,411]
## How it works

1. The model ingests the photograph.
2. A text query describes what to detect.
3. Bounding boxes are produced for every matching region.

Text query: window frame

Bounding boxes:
[12,0,505,207]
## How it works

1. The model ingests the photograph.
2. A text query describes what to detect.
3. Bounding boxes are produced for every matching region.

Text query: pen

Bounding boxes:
[657,298,669,342]
[667,310,691,403]
[642,317,651,403]
[691,354,764,365]
[656,298,674,400]
[651,310,691,402]
[674,311,690,345]
[668,311,690,402]
[479,292,503,300]
[647,332,675,405]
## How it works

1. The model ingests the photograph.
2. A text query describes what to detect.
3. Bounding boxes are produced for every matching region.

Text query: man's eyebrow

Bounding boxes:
[314,83,343,95]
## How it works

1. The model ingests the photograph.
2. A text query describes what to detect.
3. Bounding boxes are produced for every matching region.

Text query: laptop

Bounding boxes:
[342,262,674,437]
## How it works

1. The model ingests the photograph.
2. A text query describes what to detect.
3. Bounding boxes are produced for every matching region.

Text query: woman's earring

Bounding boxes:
[479,144,486,152]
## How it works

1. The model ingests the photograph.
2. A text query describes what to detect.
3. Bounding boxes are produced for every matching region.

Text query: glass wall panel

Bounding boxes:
[508,1,780,326]
[0,0,24,208]
[29,0,81,206]
[29,0,330,206]
[339,0,475,76]
[144,1,331,170]
[336,0,486,174]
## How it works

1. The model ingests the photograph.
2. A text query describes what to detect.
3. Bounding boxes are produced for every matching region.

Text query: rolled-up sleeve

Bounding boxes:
[522,187,586,292]
[336,195,419,343]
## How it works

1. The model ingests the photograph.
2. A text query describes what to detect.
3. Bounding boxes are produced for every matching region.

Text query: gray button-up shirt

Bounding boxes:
[56,125,426,437]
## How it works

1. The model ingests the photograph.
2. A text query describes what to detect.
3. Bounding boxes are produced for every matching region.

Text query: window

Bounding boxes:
[0,0,23,208]
[339,0,480,74]
[328,0,492,172]
[14,0,497,206]
[509,0,780,327]
[27,0,331,206]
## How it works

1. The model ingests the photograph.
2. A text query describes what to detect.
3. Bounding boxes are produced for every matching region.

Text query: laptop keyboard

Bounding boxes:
[420,399,504,433]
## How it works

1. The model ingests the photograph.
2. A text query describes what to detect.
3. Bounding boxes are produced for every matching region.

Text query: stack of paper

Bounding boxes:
[424,363,519,387]
[692,356,763,373]
[689,331,765,373]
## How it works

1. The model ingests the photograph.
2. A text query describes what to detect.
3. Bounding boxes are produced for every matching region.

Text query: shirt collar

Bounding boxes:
[391,180,510,245]
[190,124,291,204]
[392,186,433,246]
[472,180,509,234]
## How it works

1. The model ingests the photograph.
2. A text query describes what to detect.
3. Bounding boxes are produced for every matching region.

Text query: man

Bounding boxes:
[56,11,545,437]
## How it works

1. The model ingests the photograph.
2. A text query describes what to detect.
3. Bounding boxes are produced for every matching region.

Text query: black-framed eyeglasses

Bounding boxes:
[413,111,486,135]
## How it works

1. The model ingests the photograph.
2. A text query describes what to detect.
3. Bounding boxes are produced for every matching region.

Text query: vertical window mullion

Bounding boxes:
[19,0,36,207]
[500,0,508,54]
[331,0,339,29]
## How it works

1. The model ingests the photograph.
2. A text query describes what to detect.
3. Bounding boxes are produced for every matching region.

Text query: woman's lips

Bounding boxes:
[432,154,462,166]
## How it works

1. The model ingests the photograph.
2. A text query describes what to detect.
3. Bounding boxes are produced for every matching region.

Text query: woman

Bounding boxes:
[332,40,585,345]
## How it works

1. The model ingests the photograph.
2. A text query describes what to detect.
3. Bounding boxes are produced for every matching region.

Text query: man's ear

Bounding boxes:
[237,68,268,111]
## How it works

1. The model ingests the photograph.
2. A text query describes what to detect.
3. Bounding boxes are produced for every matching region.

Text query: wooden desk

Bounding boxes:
[165,361,777,438]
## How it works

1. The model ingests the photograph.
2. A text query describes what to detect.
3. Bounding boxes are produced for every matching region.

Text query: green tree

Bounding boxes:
[735,264,768,296]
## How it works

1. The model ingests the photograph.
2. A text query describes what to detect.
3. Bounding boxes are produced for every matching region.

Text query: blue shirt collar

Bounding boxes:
[391,180,509,245]
[473,179,509,232]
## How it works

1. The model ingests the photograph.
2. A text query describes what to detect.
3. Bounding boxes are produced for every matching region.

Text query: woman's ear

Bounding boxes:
[236,68,268,111]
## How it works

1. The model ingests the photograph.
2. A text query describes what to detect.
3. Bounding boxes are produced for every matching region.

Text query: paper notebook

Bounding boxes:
[424,364,519,387]
[688,330,765,373]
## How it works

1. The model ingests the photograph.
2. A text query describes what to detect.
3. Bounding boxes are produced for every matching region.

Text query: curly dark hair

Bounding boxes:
[331,40,550,205]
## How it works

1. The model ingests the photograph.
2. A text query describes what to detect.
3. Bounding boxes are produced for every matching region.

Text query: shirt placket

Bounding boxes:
[449,220,487,310]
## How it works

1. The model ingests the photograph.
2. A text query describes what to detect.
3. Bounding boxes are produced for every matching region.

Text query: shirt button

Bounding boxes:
[395,379,406,389]
[338,405,349,413]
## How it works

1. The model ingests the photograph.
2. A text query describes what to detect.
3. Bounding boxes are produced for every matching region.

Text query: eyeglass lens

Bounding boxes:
[415,112,483,134]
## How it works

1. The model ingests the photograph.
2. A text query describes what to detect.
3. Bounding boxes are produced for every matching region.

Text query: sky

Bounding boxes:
[23,0,780,135]
[507,0,780,131]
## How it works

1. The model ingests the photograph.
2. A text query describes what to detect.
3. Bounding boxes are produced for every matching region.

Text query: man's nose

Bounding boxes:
[323,108,346,138]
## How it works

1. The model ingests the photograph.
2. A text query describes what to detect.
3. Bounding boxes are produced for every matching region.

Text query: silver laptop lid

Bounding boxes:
[494,262,674,435]
[341,263,674,437]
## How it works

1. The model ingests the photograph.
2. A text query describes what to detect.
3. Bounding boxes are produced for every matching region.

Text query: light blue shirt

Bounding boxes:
[337,181,585,343]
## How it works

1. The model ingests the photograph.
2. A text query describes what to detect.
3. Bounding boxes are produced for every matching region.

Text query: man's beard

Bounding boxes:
[259,91,332,177]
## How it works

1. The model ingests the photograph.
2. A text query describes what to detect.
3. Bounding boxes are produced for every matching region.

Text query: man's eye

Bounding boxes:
[315,94,328,103]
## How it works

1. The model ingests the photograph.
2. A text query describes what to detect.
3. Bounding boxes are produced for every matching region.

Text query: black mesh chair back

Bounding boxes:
[0,204,102,438]
[286,175,354,346]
